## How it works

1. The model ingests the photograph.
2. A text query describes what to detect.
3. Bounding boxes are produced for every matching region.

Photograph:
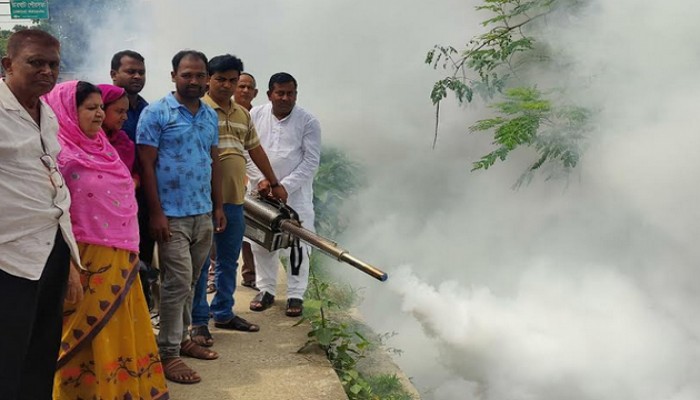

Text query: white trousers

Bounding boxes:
[251,241,311,299]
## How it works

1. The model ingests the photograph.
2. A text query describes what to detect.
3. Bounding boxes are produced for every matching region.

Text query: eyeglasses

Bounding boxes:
[40,153,65,189]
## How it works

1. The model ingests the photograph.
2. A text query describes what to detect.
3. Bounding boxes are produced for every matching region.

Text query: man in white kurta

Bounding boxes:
[248,72,321,316]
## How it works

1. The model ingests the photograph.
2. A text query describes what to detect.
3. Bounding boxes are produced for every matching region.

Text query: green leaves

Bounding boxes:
[302,271,377,399]
[470,86,590,178]
[431,77,474,105]
[494,115,540,149]
[471,87,547,170]
[314,327,335,347]
[428,0,549,101]
[426,0,591,182]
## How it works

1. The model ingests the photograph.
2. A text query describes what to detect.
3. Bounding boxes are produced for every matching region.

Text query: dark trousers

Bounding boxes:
[0,229,70,400]
[137,188,157,308]
[240,241,257,283]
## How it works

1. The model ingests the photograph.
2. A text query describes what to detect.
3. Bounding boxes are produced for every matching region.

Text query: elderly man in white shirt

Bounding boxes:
[0,30,82,400]
[248,72,321,317]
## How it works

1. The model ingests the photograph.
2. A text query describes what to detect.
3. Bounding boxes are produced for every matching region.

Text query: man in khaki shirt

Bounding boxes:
[190,54,286,346]
[0,30,82,400]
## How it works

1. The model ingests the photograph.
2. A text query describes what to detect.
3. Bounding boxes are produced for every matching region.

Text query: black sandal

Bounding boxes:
[249,291,275,312]
[285,298,303,317]
[214,315,260,332]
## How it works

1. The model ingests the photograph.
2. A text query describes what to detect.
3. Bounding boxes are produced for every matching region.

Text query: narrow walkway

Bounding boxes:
[167,266,348,400]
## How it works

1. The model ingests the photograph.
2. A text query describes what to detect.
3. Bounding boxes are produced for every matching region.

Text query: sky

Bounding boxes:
[74,1,700,399]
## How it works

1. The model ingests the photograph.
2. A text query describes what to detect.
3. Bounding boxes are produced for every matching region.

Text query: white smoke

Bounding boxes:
[336,1,700,399]
[79,0,700,399]
[387,263,700,400]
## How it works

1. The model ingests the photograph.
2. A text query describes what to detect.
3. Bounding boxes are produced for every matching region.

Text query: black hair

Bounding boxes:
[172,50,208,72]
[268,72,297,91]
[6,29,60,59]
[75,81,102,108]
[110,50,145,71]
[208,54,244,76]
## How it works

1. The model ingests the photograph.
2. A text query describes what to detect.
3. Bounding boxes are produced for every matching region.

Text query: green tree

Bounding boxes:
[313,147,364,237]
[427,0,590,182]
[0,25,31,60]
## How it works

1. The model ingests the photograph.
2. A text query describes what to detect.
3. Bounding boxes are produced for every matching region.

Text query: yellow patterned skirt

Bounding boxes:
[53,243,169,399]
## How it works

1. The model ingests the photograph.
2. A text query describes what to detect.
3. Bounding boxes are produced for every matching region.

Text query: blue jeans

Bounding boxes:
[192,204,244,326]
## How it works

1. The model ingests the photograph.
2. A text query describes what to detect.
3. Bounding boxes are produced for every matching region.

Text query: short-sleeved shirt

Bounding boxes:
[202,93,260,205]
[136,93,218,217]
[122,94,148,142]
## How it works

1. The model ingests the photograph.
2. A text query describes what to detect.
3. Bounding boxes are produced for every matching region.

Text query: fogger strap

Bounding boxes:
[289,237,303,276]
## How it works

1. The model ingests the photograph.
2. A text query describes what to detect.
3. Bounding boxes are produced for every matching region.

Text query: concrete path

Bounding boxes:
[167,267,348,400]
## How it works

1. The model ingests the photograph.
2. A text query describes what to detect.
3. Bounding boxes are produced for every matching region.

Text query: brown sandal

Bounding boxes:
[180,339,219,360]
[162,357,201,384]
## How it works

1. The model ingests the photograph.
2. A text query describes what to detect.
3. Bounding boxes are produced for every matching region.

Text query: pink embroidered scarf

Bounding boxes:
[43,81,139,252]
[97,84,135,172]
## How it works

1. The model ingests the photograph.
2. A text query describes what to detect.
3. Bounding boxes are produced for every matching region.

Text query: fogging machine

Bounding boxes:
[243,193,388,282]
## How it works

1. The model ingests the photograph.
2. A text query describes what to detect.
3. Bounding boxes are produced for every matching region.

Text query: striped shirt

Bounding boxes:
[202,93,260,204]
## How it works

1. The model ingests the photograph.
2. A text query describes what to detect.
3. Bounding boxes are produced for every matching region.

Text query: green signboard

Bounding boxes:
[10,1,49,20]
